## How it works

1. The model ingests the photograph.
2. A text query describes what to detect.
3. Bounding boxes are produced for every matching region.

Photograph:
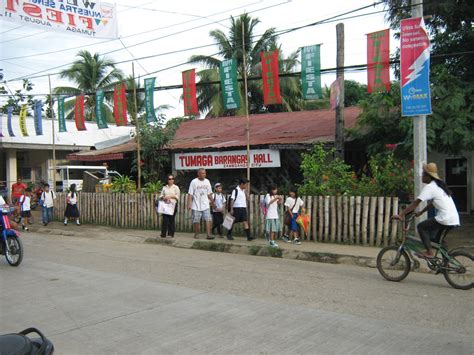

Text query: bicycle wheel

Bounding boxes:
[377,245,411,282]
[5,235,23,266]
[443,250,473,290]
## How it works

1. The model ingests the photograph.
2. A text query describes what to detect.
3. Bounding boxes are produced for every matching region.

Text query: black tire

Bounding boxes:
[443,250,473,290]
[377,245,411,282]
[5,235,23,266]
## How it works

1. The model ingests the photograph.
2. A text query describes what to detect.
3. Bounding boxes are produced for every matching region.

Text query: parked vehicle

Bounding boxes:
[50,165,109,192]
[0,328,54,354]
[1,205,23,266]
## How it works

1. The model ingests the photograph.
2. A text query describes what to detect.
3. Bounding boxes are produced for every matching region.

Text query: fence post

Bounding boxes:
[342,196,348,243]
[324,196,330,242]
[376,196,384,247]
[390,197,399,245]
[349,196,355,244]
[330,196,336,242]
[355,196,362,245]
[361,196,369,246]
[383,197,392,246]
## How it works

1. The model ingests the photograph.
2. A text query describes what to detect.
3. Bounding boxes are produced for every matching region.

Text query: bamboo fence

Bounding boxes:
[54,193,401,246]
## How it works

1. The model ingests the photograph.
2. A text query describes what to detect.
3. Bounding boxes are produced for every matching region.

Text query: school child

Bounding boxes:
[64,184,80,226]
[284,187,305,245]
[40,183,56,226]
[19,188,32,231]
[211,183,226,237]
[264,184,283,247]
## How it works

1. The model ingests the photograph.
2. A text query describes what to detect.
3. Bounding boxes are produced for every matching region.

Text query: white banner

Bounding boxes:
[174,149,281,170]
[1,0,118,39]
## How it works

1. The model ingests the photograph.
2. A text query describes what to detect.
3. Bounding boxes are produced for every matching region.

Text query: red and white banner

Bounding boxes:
[113,84,128,126]
[174,149,281,170]
[261,50,282,105]
[367,29,390,93]
[74,95,86,131]
[182,69,199,116]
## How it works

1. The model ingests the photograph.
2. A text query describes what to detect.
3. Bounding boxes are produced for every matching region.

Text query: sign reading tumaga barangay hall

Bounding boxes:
[174,150,281,170]
[1,0,118,39]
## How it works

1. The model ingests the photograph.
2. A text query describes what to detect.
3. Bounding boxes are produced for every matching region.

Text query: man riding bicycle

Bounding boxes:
[393,163,460,259]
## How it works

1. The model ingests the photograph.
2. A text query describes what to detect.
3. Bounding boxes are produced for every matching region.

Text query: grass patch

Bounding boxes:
[248,245,262,255]
[266,246,283,258]
[192,241,229,252]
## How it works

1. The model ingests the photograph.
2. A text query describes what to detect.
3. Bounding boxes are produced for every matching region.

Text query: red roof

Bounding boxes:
[170,107,361,150]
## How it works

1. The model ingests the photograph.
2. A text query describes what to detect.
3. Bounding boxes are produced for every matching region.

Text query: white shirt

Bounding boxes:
[67,192,78,205]
[0,195,6,206]
[211,193,226,212]
[188,178,212,211]
[20,195,31,211]
[265,194,280,219]
[230,186,247,208]
[418,181,460,226]
[160,184,181,201]
[41,190,56,208]
[284,196,304,213]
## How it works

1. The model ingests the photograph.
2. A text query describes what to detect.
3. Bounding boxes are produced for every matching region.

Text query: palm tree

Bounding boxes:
[189,13,303,117]
[54,50,124,122]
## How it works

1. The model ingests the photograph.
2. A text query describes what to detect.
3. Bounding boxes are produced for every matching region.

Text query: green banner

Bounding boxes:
[220,58,240,110]
[144,77,157,123]
[95,90,108,129]
[301,45,322,100]
[58,97,67,132]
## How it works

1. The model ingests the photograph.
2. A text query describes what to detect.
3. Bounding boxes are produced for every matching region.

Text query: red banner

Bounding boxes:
[74,95,86,131]
[367,29,390,93]
[261,50,282,105]
[113,84,128,126]
[182,69,199,116]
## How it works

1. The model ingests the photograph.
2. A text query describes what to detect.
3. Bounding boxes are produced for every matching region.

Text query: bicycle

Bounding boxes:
[377,215,473,290]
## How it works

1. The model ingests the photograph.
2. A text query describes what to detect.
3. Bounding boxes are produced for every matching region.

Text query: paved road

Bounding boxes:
[1,231,472,354]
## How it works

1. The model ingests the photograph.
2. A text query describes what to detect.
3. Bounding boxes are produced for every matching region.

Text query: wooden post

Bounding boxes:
[312,196,318,242]
[355,196,362,245]
[369,196,377,245]
[306,196,312,241]
[324,196,330,241]
[330,196,336,242]
[336,196,342,243]
[390,197,399,245]
[335,23,345,160]
[318,196,324,242]
[132,63,141,191]
[349,196,355,244]
[383,197,392,246]
[376,197,384,247]
[342,196,348,243]
[361,196,369,246]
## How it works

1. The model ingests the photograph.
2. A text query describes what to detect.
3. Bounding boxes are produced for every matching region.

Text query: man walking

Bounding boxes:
[227,178,254,241]
[187,168,214,240]
[40,183,56,226]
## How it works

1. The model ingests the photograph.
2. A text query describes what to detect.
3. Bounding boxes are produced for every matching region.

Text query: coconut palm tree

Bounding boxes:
[54,50,124,122]
[189,13,303,117]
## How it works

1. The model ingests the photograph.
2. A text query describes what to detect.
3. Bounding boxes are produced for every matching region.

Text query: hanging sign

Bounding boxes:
[58,97,67,132]
[144,78,157,123]
[301,45,322,99]
[95,89,108,129]
[400,17,432,116]
[367,29,391,93]
[261,50,282,105]
[220,58,240,110]
[7,107,15,137]
[113,83,128,126]
[33,100,43,135]
[182,69,199,116]
[174,149,281,170]
[0,1,118,39]
[330,78,341,110]
[19,105,28,136]
[74,95,86,131]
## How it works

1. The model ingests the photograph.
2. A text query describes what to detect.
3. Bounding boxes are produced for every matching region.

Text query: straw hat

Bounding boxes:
[423,162,441,180]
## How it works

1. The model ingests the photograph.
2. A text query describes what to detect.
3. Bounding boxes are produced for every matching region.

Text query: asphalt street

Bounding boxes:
[0,231,472,354]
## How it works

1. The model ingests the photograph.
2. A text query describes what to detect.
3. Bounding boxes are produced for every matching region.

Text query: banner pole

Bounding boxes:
[132,63,141,191]
[48,74,57,191]
[241,23,251,190]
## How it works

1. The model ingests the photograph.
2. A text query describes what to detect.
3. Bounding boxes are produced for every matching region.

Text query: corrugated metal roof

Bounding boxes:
[170,107,361,150]
[67,140,136,161]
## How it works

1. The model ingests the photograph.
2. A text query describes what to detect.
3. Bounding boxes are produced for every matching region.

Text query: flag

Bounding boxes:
[19,105,28,136]
[74,95,86,131]
[220,58,240,110]
[7,106,14,137]
[58,97,67,132]
[261,50,282,105]
[301,45,322,99]
[95,90,108,129]
[144,78,157,123]
[330,78,341,110]
[400,17,432,116]
[113,83,128,126]
[367,29,390,93]
[33,100,43,135]
[182,69,199,116]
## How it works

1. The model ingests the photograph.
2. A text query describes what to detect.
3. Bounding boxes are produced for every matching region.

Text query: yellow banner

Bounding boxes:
[19,105,28,136]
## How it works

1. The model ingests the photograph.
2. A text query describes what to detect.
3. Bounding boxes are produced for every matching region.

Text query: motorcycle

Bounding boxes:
[1,205,23,266]
[0,328,54,354]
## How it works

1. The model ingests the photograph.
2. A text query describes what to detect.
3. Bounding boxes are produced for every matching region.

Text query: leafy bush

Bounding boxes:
[110,176,136,193]
[142,181,164,194]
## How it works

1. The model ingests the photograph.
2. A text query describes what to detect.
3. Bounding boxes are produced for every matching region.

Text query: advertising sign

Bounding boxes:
[174,149,281,170]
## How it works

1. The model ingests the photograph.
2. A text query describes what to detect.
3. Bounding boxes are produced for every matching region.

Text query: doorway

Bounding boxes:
[445,158,468,213]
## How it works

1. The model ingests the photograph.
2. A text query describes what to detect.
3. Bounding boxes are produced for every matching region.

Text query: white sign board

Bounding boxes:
[1,0,118,39]
[174,149,281,170]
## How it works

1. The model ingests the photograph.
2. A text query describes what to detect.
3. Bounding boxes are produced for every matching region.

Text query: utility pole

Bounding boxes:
[412,0,427,200]
[242,23,251,191]
[335,23,345,160]
[132,63,141,191]
[48,74,57,190]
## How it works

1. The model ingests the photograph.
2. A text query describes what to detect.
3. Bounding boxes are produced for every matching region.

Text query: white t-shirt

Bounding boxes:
[41,190,56,208]
[418,181,460,226]
[67,192,78,205]
[0,195,6,206]
[20,195,31,211]
[230,186,247,208]
[265,194,280,219]
[188,178,212,211]
[211,193,226,212]
[284,196,304,214]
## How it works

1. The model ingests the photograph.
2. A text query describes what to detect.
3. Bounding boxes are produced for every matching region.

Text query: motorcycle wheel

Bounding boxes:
[5,236,23,266]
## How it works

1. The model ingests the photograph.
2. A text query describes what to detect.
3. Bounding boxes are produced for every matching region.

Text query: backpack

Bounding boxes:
[227,188,238,212]
[260,195,268,216]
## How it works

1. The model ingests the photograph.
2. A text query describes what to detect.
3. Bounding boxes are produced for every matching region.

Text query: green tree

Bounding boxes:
[189,13,303,117]
[344,80,368,107]
[1,79,35,115]
[53,50,124,122]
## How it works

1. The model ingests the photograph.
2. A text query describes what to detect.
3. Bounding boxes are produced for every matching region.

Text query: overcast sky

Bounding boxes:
[0,0,397,119]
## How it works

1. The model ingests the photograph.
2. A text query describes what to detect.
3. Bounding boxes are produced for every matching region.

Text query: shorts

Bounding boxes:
[290,213,299,231]
[265,218,281,232]
[192,209,212,223]
[20,210,31,218]
[232,207,248,223]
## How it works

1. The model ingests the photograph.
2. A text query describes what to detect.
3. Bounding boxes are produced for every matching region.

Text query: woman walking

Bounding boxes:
[159,174,180,238]
[64,184,80,226]
[264,184,283,247]
[284,187,304,245]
